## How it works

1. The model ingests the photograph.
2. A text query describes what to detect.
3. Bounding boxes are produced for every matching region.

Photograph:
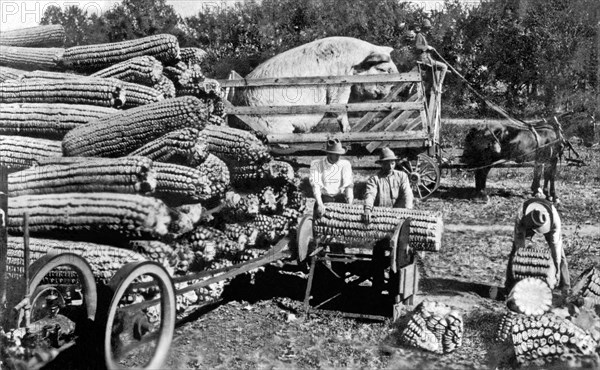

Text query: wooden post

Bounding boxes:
[0,166,8,324]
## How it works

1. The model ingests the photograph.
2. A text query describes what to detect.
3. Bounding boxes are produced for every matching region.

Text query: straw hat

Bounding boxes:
[323,138,347,155]
[522,201,552,234]
[375,147,399,163]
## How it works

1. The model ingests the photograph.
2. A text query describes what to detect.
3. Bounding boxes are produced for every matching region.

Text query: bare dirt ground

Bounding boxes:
[163,145,600,370]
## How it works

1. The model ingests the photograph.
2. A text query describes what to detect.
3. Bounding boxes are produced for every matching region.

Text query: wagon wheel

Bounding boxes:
[23,253,98,326]
[101,261,175,370]
[399,154,441,200]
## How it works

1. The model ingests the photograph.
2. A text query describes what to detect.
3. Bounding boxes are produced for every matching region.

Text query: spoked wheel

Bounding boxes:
[101,261,175,370]
[24,253,97,326]
[399,154,441,200]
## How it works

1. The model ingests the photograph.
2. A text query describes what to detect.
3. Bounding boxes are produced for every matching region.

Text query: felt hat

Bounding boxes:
[323,138,347,155]
[422,19,432,29]
[376,147,399,163]
[522,201,552,234]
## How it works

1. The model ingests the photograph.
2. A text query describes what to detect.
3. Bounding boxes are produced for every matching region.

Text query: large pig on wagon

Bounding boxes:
[232,37,399,134]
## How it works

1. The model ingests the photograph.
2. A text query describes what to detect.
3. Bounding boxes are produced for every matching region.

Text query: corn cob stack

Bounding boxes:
[399,301,464,354]
[6,236,147,282]
[8,156,156,196]
[314,203,443,252]
[571,266,600,307]
[510,313,598,367]
[0,136,62,170]
[496,311,523,343]
[0,66,26,82]
[220,192,260,223]
[196,154,230,201]
[152,162,212,206]
[0,25,65,47]
[179,47,207,66]
[0,103,117,139]
[0,78,126,108]
[507,278,553,316]
[90,56,163,85]
[129,240,178,272]
[200,124,272,165]
[153,74,176,99]
[509,246,557,289]
[127,127,208,165]
[0,46,64,70]
[62,34,180,72]
[7,193,171,240]
[62,96,209,157]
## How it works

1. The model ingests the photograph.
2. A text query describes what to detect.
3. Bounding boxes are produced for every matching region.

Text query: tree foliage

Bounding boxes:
[40,0,599,117]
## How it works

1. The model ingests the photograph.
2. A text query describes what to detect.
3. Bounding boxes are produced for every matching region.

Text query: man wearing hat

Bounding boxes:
[414,19,448,92]
[362,147,413,292]
[363,147,414,224]
[505,199,570,293]
[310,138,354,218]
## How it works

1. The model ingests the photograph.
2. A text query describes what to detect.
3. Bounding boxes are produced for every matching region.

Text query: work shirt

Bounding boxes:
[309,157,353,197]
[414,32,430,55]
[364,170,414,210]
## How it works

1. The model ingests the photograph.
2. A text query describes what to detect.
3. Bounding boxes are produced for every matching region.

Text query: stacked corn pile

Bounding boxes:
[314,203,443,252]
[398,300,463,354]
[509,313,598,367]
[0,27,307,308]
[494,267,600,367]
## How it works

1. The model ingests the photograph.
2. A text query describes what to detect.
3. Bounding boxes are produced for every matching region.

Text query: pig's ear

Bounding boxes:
[355,52,392,71]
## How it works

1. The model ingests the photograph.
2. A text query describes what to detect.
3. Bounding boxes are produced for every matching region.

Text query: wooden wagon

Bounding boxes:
[219,63,444,199]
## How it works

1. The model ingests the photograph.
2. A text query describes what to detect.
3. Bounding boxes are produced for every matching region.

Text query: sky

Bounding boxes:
[0,0,482,32]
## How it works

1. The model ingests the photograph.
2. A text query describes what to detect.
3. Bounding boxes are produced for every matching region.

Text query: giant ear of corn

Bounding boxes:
[0,78,126,108]
[0,135,62,170]
[179,47,207,66]
[62,96,210,158]
[18,70,82,81]
[506,277,552,316]
[127,127,207,165]
[0,25,65,47]
[0,45,64,70]
[7,193,171,241]
[229,160,294,189]
[62,34,180,72]
[200,124,272,165]
[8,156,156,196]
[6,237,147,283]
[0,103,118,139]
[91,55,163,85]
[315,203,443,252]
[152,162,213,206]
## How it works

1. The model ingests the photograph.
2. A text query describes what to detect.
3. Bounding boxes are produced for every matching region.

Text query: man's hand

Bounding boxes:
[315,203,325,218]
[362,208,372,224]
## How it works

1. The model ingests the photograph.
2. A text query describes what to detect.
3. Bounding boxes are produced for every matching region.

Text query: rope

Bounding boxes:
[432,49,532,131]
